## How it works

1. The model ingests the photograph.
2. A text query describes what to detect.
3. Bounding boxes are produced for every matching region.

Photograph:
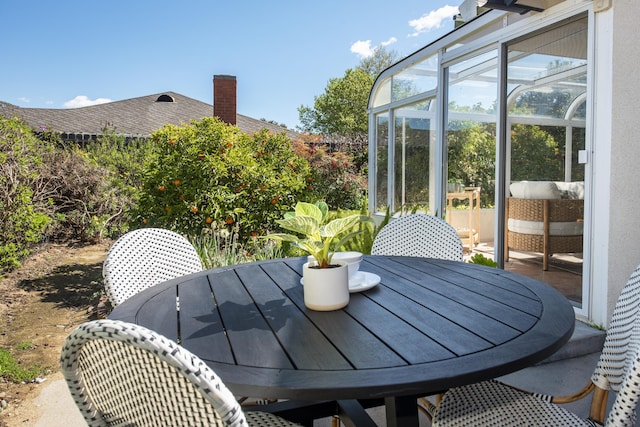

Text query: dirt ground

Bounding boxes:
[0,241,112,427]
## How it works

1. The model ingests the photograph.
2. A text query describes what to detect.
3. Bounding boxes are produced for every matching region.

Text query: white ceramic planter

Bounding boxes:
[302,261,350,311]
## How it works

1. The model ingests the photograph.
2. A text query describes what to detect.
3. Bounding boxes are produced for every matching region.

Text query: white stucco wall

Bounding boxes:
[592,0,640,326]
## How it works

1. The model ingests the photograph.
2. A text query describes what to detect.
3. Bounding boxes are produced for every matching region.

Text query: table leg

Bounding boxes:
[384,396,419,427]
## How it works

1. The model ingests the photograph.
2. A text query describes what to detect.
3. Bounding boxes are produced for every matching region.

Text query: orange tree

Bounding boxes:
[136,117,311,242]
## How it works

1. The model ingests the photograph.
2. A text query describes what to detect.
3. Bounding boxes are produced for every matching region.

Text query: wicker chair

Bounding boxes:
[505,197,584,270]
[421,263,640,426]
[371,214,464,261]
[103,228,203,306]
[60,319,301,427]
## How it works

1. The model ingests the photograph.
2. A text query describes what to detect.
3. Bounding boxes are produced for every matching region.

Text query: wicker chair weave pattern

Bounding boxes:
[371,214,464,261]
[432,380,598,427]
[593,265,640,426]
[103,228,203,306]
[60,319,301,427]
[431,264,640,427]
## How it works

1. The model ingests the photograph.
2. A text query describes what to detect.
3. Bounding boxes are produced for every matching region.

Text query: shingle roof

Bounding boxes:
[0,92,297,139]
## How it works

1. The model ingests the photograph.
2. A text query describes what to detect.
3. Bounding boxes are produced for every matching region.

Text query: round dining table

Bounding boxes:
[109,255,575,427]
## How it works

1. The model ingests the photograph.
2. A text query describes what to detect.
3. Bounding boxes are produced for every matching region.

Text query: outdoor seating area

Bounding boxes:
[45,217,636,426]
[5,0,640,425]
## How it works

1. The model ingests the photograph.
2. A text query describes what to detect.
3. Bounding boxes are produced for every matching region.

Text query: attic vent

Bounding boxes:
[156,94,175,102]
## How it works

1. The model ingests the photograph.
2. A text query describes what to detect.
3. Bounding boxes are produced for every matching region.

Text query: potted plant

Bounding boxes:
[266,201,369,311]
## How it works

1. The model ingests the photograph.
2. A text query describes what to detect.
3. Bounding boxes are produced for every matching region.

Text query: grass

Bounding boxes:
[0,345,43,383]
[190,224,284,270]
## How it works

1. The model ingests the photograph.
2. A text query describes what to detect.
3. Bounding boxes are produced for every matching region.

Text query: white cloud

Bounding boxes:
[17,97,30,103]
[350,40,374,58]
[351,37,398,59]
[63,95,112,108]
[381,37,398,47]
[409,5,459,37]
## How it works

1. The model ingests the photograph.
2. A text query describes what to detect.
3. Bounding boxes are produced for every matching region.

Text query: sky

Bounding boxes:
[1,1,459,130]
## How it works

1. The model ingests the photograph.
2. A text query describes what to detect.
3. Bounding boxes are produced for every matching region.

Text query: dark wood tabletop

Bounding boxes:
[109,255,575,426]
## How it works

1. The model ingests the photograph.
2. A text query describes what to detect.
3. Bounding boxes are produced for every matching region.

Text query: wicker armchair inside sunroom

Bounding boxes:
[505,181,584,270]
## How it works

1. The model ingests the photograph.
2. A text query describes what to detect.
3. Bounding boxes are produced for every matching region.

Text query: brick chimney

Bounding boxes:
[213,75,237,125]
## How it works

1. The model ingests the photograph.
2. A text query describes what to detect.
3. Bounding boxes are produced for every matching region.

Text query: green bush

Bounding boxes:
[293,135,367,210]
[190,222,284,269]
[80,131,155,239]
[0,117,52,273]
[137,118,310,242]
[468,253,498,268]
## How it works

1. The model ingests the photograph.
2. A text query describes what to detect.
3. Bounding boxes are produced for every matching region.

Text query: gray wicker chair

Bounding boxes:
[103,228,203,306]
[423,263,640,426]
[60,319,301,427]
[371,214,464,261]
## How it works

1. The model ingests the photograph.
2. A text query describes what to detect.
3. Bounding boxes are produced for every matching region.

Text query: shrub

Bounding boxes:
[190,222,284,269]
[468,253,498,267]
[293,134,367,210]
[80,131,155,239]
[0,117,52,273]
[137,118,310,242]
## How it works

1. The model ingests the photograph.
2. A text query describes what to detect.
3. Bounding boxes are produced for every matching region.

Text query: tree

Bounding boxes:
[358,46,400,78]
[136,118,310,241]
[298,46,400,138]
[298,68,373,138]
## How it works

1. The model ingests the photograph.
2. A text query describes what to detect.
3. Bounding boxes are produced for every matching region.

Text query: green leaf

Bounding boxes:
[275,215,320,239]
[293,202,324,222]
[264,233,300,243]
[322,215,361,238]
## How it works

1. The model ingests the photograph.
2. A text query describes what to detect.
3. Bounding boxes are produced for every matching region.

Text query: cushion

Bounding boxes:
[508,219,583,236]
[555,181,584,199]
[509,181,561,199]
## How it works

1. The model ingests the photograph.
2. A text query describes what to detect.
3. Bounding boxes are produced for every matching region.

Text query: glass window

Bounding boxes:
[394,101,435,212]
[372,78,391,108]
[392,55,439,103]
[446,49,498,210]
[375,113,389,212]
[506,15,587,306]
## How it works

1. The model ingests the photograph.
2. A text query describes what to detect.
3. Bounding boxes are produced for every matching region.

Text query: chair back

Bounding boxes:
[371,214,464,261]
[103,228,203,305]
[60,319,246,427]
[591,264,640,426]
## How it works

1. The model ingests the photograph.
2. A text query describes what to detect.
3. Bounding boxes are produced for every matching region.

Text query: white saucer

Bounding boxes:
[299,271,380,293]
[348,271,381,293]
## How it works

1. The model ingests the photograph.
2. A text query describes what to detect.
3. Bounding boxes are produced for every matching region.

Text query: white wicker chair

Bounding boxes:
[423,263,640,427]
[371,214,464,261]
[60,319,301,427]
[103,228,203,306]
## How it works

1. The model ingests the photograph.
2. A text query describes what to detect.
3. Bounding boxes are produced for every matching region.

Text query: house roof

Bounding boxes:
[0,91,297,139]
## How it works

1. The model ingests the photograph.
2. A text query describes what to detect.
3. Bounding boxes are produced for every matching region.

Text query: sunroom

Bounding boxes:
[367,0,640,326]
